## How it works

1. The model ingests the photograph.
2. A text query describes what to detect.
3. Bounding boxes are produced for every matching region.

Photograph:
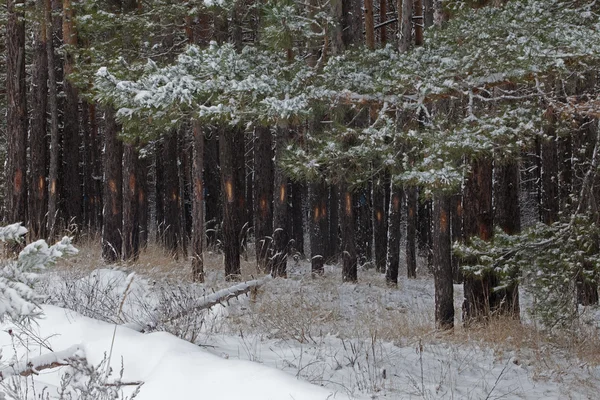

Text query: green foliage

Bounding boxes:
[455,215,600,329]
[93,0,600,188]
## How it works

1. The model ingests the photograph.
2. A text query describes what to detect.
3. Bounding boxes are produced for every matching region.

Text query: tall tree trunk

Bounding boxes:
[494,160,521,317]
[373,179,388,273]
[155,140,165,241]
[310,182,328,274]
[163,131,181,257]
[414,0,424,46]
[341,186,358,282]
[462,159,494,323]
[379,0,387,45]
[30,0,49,239]
[204,130,221,247]
[364,0,375,49]
[138,154,148,249]
[220,127,242,280]
[433,193,453,330]
[406,186,418,278]
[6,0,28,227]
[398,0,413,52]
[450,193,463,283]
[102,109,123,263]
[272,130,289,278]
[327,185,339,261]
[423,0,434,28]
[62,0,82,227]
[291,182,305,256]
[191,121,205,282]
[418,196,433,268]
[46,0,60,236]
[253,125,274,271]
[123,143,140,262]
[386,185,403,285]
[356,187,372,265]
[342,0,363,47]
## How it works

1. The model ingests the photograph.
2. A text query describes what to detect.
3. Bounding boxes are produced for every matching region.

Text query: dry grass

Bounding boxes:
[50,238,600,370]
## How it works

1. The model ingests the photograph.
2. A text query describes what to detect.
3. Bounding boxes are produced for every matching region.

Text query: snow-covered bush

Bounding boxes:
[0,223,78,323]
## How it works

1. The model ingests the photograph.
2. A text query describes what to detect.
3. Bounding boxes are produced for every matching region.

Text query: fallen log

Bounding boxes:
[165,275,272,323]
[0,344,84,379]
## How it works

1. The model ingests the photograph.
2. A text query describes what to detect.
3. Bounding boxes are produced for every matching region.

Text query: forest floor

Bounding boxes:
[4,238,600,399]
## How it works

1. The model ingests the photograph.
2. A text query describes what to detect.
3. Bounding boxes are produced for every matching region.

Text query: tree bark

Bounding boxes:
[272,130,289,278]
[61,0,82,226]
[414,0,424,46]
[30,0,49,239]
[204,130,221,248]
[220,127,242,280]
[364,0,375,50]
[123,143,140,262]
[406,186,418,278]
[379,0,387,45]
[191,121,205,282]
[46,0,60,236]
[102,108,123,263]
[291,182,305,256]
[386,185,403,285]
[398,0,413,52]
[341,186,358,282]
[433,193,454,330]
[310,182,328,274]
[327,185,339,261]
[373,179,388,273]
[162,131,181,257]
[494,160,521,317]
[253,125,274,272]
[462,159,494,323]
[6,0,28,227]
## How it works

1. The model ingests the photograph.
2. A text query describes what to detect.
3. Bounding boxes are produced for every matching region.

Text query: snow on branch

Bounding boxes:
[0,344,84,380]
[165,275,272,323]
[0,224,27,243]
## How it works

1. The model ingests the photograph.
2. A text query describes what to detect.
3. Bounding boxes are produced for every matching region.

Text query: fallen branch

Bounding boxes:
[0,344,84,380]
[165,275,272,323]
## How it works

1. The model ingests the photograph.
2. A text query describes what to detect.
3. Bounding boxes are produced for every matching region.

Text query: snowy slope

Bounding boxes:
[0,305,352,400]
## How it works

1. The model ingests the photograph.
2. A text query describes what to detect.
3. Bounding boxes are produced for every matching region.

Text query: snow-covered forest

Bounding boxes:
[2,0,600,398]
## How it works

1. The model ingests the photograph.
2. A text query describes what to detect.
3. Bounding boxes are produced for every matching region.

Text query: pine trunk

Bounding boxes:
[398,0,413,52]
[123,144,140,262]
[462,159,494,323]
[6,0,28,226]
[494,160,521,317]
[30,1,49,239]
[253,125,274,272]
[62,0,82,226]
[46,0,60,236]
[291,182,305,256]
[364,0,375,49]
[327,185,339,261]
[220,127,242,280]
[406,186,418,278]
[341,186,358,282]
[414,0,424,46]
[191,121,205,282]
[433,193,454,330]
[272,131,289,278]
[373,179,388,273]
[204,130,221,247]
[310,182,328,274]
[102,109,123,263]
[163,131,181,257]
[386,185,403,285]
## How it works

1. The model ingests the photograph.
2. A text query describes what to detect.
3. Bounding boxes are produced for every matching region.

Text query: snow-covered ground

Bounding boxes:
[2,259,600,399]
